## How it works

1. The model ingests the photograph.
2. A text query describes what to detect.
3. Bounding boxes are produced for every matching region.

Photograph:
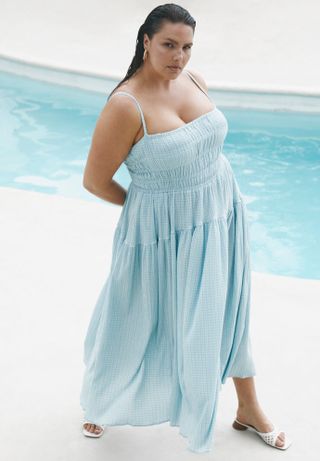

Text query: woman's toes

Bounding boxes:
[276,432,285,447]
[83,422,103,434]
[90,424,102,433]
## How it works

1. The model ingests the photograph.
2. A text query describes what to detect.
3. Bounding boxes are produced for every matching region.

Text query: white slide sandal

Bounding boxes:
[232,418,292,450]
[82,420,105,438]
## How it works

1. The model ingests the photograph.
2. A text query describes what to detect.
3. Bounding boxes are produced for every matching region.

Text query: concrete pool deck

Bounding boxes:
[1,1,319,459]
[1,185,319,460]
[0,1,319,95]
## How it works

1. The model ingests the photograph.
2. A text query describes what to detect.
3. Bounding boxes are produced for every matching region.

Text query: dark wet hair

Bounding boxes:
[107,3,196,99]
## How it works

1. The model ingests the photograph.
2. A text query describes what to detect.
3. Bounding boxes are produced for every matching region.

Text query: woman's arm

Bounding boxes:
[83,95,141,205]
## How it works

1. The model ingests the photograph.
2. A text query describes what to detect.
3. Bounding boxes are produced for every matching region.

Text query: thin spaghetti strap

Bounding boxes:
[108,91,148,135]
[185,70,211,101]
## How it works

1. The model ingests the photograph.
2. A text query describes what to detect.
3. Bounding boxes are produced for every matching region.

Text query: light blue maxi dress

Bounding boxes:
[80,71,256,453]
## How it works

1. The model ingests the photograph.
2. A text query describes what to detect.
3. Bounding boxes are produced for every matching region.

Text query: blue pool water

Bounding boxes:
[0,70,319,280]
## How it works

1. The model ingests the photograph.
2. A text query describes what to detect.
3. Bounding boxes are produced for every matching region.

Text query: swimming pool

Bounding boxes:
[0,70,319,280]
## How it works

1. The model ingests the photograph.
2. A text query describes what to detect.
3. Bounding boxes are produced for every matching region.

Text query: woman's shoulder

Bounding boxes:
[184,68,209,93]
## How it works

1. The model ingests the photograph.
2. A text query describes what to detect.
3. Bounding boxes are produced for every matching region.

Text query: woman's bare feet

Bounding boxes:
[236,404,286,447]
[83,422,103,435]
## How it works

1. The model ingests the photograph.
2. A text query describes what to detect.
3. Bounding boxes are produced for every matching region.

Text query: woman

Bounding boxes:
[80,3,292,453]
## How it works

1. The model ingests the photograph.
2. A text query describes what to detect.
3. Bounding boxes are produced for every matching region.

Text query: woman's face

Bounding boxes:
[144,21,194,77]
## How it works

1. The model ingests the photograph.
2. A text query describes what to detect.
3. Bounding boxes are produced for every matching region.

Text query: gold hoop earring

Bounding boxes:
[143,48,148,61]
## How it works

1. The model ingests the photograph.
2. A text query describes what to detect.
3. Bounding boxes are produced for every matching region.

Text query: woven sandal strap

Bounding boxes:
[259,428,283,446]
